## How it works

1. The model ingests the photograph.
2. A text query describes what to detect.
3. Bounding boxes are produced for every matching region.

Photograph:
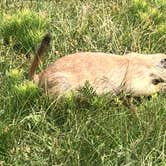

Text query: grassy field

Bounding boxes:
[0,0,166,165]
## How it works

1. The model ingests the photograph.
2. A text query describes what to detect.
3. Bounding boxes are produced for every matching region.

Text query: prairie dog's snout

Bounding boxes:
[29,34,166,96]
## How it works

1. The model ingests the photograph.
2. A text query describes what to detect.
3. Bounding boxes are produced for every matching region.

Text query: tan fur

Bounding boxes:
[30,35,166,96]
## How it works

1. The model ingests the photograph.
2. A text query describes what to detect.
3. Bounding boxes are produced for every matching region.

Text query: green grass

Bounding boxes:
[0,10,48,54]
[0,0,166,165]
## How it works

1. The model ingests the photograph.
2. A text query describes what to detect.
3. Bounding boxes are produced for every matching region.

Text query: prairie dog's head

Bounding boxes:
[154,54,166,80]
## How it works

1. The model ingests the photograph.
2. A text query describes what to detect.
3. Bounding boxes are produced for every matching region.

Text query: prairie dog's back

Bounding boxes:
[38,52,130,94]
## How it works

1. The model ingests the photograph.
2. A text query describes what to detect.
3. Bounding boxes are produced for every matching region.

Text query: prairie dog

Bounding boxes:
[29,34,166,96]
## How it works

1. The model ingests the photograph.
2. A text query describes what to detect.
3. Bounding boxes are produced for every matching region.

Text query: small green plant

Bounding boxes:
[5,69,39,106]
[0,10,48,54]
[13,80,39,98]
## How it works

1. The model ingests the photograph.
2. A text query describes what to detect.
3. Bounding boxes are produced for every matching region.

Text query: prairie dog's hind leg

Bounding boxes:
[41,73,74,96]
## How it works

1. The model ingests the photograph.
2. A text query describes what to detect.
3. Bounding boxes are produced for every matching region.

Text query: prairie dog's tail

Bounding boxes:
[29,33,51,79]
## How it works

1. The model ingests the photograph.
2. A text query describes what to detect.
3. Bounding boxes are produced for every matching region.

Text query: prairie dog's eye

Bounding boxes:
[160,59,166,68]
[161,58,166,63]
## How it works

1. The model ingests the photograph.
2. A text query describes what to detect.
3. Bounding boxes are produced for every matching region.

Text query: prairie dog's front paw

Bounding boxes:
[159,83,166,92]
